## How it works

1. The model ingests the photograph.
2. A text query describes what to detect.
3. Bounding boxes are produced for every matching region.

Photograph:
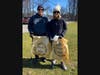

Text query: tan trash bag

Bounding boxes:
[52,38,69,64]
[31,36,52,58]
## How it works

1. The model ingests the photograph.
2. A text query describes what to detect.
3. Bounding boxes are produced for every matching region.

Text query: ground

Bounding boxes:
[23,22,78,75]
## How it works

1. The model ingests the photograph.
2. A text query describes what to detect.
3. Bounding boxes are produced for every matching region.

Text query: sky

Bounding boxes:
[47,0,68,9]
[32,0,69,15]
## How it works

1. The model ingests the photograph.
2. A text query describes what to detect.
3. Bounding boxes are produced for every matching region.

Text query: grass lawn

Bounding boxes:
[22,22,78,75]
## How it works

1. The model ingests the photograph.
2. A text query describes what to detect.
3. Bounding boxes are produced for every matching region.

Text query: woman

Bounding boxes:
[47,5,69,70]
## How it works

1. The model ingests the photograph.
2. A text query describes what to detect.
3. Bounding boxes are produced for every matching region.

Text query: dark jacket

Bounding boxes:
[28,13,48,36]
[47,19,67,38]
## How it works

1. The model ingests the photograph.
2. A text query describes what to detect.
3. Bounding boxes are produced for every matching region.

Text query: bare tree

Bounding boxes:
[23,0,31,17]
[68,0,78,20]
[61,7,67,20]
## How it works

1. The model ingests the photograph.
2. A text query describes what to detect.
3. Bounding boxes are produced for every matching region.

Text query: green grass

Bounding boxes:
[22,22,78,75]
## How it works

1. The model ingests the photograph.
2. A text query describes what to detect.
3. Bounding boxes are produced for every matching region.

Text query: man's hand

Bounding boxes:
[30,34,34,39]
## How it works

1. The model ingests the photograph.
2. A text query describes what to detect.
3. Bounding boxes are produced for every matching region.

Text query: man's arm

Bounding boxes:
[28,16,34,34]
[28,16,34,39]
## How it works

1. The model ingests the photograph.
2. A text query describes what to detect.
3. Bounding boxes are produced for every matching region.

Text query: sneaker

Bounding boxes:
[61,62,68,70]
[41,57,46,62]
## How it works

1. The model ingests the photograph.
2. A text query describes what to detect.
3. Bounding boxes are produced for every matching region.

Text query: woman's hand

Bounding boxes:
[52,35,59,41]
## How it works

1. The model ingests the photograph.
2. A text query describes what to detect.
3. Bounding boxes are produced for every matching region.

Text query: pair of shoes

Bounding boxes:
[61,62,68,70]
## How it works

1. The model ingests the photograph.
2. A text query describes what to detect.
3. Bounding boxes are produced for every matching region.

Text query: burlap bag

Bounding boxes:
[52,38,69,64]
[31,36,52,58]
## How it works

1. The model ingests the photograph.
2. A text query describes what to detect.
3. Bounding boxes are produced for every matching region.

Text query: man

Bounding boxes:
[28,5,48,63]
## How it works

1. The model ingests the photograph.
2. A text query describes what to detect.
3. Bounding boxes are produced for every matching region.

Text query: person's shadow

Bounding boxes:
[23,58,60,69]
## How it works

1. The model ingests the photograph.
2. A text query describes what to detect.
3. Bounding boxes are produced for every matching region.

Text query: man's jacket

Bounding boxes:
[28,13,48,36]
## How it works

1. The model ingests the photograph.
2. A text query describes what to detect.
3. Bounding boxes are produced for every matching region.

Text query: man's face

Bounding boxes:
[38,8,44,16]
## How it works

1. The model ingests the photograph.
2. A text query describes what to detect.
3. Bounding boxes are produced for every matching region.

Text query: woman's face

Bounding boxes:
[53,11,60,18]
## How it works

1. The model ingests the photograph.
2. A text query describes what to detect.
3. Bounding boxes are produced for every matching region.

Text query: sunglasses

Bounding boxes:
[53,11,60,14]
[38,8,44,11]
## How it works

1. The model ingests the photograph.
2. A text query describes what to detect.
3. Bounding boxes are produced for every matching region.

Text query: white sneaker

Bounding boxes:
[52,60,56,64]
[61,62,68,70]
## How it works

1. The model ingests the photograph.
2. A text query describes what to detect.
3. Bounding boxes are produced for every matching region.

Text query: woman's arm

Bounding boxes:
[61,20,67,37]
